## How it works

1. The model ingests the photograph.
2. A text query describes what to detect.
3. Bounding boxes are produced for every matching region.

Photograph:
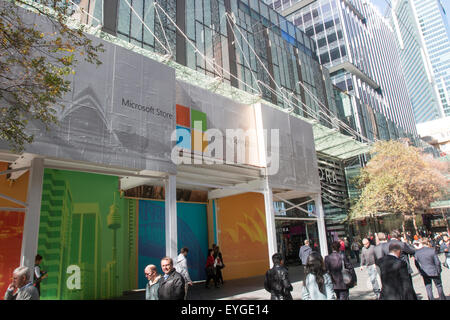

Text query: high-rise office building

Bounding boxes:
[389,0,450,122]
[265,0,418,138]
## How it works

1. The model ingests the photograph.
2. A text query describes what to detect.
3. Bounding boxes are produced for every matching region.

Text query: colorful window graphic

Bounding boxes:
[176,104,208,153]
[216,193,270,280]
[0,211,25,299]
[137,200,208,289]
[0,161,28,299]
[37,169,138,300]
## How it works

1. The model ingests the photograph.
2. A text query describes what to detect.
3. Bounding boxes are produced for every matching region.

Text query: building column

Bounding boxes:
[20,157,44,279]
[165,174,177,260]
[315,193,329,258]
[263,178,277,268]
[102,0,119,36]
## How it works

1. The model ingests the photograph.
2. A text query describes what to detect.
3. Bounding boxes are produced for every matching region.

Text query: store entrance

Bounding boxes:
[275,218,320,266]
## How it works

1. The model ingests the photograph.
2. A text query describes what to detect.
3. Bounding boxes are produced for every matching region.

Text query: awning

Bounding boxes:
[430,200,450,209]
[310,123,371,160]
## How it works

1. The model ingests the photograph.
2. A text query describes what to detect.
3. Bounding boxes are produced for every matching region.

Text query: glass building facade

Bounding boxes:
[389,0,444,124]
[265,0,419,137]
[390,0,450,121]
[112,0,336,121]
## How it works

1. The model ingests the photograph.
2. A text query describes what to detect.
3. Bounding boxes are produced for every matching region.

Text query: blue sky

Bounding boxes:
[371,0,450,25]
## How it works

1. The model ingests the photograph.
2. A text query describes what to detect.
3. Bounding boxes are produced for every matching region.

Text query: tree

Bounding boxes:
[0,0,103,152]
[349,140,448,235]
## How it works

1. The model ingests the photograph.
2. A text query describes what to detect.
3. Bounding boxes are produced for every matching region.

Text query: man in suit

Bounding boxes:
[389,230,416,275]
[376,242,417,300]
[414,238,446,300]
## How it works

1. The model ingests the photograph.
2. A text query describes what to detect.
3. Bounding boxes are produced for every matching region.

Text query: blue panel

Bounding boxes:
[138,200,165,289]
[176,126,192,150]
[177,202,209,281]
[138,200,209,286]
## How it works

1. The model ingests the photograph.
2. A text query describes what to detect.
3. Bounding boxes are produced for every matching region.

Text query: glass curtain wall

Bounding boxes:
[112,0,343,126]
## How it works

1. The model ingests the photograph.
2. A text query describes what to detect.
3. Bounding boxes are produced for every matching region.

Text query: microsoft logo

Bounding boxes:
[175,104,208,153]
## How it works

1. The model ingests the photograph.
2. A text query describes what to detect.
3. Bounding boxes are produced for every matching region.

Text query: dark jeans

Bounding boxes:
[216,267,224,284]
[205,273,218,288]
[423,275,446,300]
[352,250,360,263]
[334,289,349,300]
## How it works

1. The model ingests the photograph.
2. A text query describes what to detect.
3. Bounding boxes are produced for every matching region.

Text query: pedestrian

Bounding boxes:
[4,266,39,300]
[264,253,293,300]
[299,239,313,265]
[351,239,361,263]
[338,238,346,257]
[158,257,185,300]
[344,237,351,259]
[406,231,413,243]
[414,238,446,300]
[360,238,381,299]
[302,252,336,300]
[175,247,193,299]
[389,230,416,283]
[376,242,417,300]
[205,249,218,288]
[144,264,162,300]
[33,254,47,296]
[368,233,376,246]
[324,241,356,300]
[440,235,450,268]
[374,232,389,262]
[213,245,224,285]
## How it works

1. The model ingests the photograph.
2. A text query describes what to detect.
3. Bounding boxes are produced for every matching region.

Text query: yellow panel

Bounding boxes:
[217,193,269,280]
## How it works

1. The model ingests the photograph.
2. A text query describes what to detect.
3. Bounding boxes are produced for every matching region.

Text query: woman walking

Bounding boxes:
[205,249,218,288]
[325,241,356,300]
[302,252,336,300]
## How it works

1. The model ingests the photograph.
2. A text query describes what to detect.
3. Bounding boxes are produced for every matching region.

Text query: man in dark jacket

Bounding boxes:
[158,257,185,300]
[414,238,446,300]
[264,253,293,300]
[376,242,417,300]
[389,230,416,275]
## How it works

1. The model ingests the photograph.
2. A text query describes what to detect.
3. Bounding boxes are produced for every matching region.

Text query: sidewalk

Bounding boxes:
[118,259,450,300]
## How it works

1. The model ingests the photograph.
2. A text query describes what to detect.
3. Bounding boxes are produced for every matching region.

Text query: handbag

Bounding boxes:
[341,258,356,288]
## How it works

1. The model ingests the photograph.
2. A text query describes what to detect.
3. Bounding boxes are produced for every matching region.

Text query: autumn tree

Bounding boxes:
[0,0,103,152]
[349,140,448,235]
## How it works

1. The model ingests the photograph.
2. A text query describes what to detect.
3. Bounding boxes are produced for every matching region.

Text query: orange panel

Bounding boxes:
[0,162,29,208]
[217,193,269,280]
[191,130,209,153]
[176,104,190,128]
[0,211,25,299]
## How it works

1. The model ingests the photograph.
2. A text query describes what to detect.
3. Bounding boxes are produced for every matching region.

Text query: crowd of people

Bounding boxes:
[4,230,449,300]
[264,230,450,300]
[4,244,225,301]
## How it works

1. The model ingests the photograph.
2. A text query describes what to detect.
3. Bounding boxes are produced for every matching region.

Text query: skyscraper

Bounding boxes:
[389,0,450,122]
[265,0,418,137]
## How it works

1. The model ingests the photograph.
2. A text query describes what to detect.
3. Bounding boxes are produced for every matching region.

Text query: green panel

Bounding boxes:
[191,109,207,132]
[37,169,138,300]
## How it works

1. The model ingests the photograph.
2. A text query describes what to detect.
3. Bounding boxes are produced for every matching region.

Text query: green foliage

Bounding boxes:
[0,0,103,152]
[349,140,448,228]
